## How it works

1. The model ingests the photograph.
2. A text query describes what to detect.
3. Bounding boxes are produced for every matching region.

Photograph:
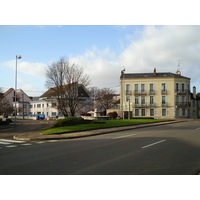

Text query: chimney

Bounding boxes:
[153,68,157,76]
[193,86,196,99]
[176,69,181,75]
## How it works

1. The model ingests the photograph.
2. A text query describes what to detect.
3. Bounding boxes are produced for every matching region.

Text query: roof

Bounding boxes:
[40,84,89,99]
[2,88,14,97]
[120,72,190,80]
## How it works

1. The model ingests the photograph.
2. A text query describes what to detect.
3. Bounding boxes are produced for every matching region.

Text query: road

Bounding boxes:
[0,119,200,175]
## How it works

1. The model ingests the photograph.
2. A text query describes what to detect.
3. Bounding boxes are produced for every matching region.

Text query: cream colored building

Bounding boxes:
[120,68,192,119]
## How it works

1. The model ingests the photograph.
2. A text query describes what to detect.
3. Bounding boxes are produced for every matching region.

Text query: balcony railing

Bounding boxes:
[176,102,191,107]
[134,103,156,107]
[134,90,146,95]
[161,90,167,94]
[126,90,132,95]
[175,90,187,95]
[161,102,167,106]
[149,90,155,95]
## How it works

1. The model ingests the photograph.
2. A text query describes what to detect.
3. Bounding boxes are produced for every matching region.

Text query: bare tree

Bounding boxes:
[45,57,90,117]
[0,87,13,116]
[92,87,117,114]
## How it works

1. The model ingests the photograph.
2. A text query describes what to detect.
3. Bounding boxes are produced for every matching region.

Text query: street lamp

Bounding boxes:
[121,68,125,119]
[14,55,22,124]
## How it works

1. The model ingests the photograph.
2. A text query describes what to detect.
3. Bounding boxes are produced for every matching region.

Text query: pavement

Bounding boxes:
[11,120,182,141]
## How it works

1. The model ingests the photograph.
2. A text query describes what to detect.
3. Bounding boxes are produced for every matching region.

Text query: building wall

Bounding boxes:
[120,75,191,119]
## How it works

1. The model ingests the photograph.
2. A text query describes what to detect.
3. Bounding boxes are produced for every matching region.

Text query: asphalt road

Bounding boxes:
[0,119,200,175]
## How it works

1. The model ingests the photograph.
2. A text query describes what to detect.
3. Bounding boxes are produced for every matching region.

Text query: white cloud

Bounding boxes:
[72,25,200,92]
[118,25,200,88]
[4,60,47,77]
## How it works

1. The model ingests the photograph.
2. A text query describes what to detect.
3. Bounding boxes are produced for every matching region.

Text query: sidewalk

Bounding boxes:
[13,120,182,141]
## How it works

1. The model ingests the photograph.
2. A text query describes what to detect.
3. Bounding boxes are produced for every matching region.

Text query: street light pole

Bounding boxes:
[121,68,125,119]
[14,55,22,124]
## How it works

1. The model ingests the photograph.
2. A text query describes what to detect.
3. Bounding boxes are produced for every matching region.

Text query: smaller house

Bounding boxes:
[0,88,32,116]
[29,84,93,118]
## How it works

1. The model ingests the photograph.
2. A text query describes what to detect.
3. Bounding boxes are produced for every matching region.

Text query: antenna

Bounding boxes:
[177,60,181,70]
[176,60,181,75]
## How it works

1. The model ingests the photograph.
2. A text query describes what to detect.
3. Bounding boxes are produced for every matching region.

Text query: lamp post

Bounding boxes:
[14,55,22,124]
[121,68,125,119]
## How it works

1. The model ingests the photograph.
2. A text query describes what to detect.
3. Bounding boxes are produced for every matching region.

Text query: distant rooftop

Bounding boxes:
[120,68,190,80]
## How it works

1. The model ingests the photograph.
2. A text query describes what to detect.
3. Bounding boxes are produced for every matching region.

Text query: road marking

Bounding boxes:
[196,128,200,130]
[113,134,136,139]
[48,140,57,142]
[36,141,45,144]
[21,143,32,146]
[0,139,25,143]
[6,145,17,148]
[0,141,11,145]
[141,140,166,149]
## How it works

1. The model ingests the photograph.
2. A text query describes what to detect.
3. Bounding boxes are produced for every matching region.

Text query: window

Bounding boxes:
[142,109,145,116]
[42,104,44,108]
[30,105,33,108]
[141,84,145,93]
[181,84,185,92]
[135,84,138,93]
[176,96,179,103]
[126,84,130,94]
[52,112,57,116]
[176,83,179,92]
[37,104,41,108]
[162,109,166,116]
[141,96,145,105]
[150,109,154,116]
[188,84,190,93]
[162,83,166,93]
[150,96,154,106]
[135,97,139,105]
[52,103,57,107]
[162,96,166,106]
[176,109,179,117]
[126,96,130,102]
[182,109,185,116]
[135,109,139,116]
[150,84,154,93]
[182,96,185,105]
[34,104,36,108]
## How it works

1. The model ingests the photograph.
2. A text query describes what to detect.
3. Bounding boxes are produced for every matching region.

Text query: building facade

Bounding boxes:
[120,68,193,119]
[0,88,32,116]
[29,84,92,118]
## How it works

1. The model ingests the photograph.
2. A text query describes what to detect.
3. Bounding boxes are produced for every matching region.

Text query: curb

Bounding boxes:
[13,120,182,141]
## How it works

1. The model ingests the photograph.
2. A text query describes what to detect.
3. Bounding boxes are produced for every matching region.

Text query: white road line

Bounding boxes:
[21,143,32,146]
[0,139,25,143]
[6,145,17,148]
[196,128,200,130]
[141,140,166,149]
[113,134,136,139]
[36,142,45,144]
[48,140,57,142]
[0,141,11,145]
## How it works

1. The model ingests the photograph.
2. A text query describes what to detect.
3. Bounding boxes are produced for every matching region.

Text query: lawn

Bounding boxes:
[41,119,171,134]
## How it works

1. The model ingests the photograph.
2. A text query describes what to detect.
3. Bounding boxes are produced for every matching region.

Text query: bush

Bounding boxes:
[107,112,118,119]
[52,117,91,128]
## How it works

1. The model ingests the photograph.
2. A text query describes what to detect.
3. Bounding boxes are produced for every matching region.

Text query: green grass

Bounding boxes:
[41,119,172,135]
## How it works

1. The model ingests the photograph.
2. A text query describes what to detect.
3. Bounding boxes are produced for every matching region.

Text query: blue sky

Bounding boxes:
[1,25,200,96]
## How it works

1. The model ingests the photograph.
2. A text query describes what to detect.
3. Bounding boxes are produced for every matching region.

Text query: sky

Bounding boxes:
[1,25,200,97]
